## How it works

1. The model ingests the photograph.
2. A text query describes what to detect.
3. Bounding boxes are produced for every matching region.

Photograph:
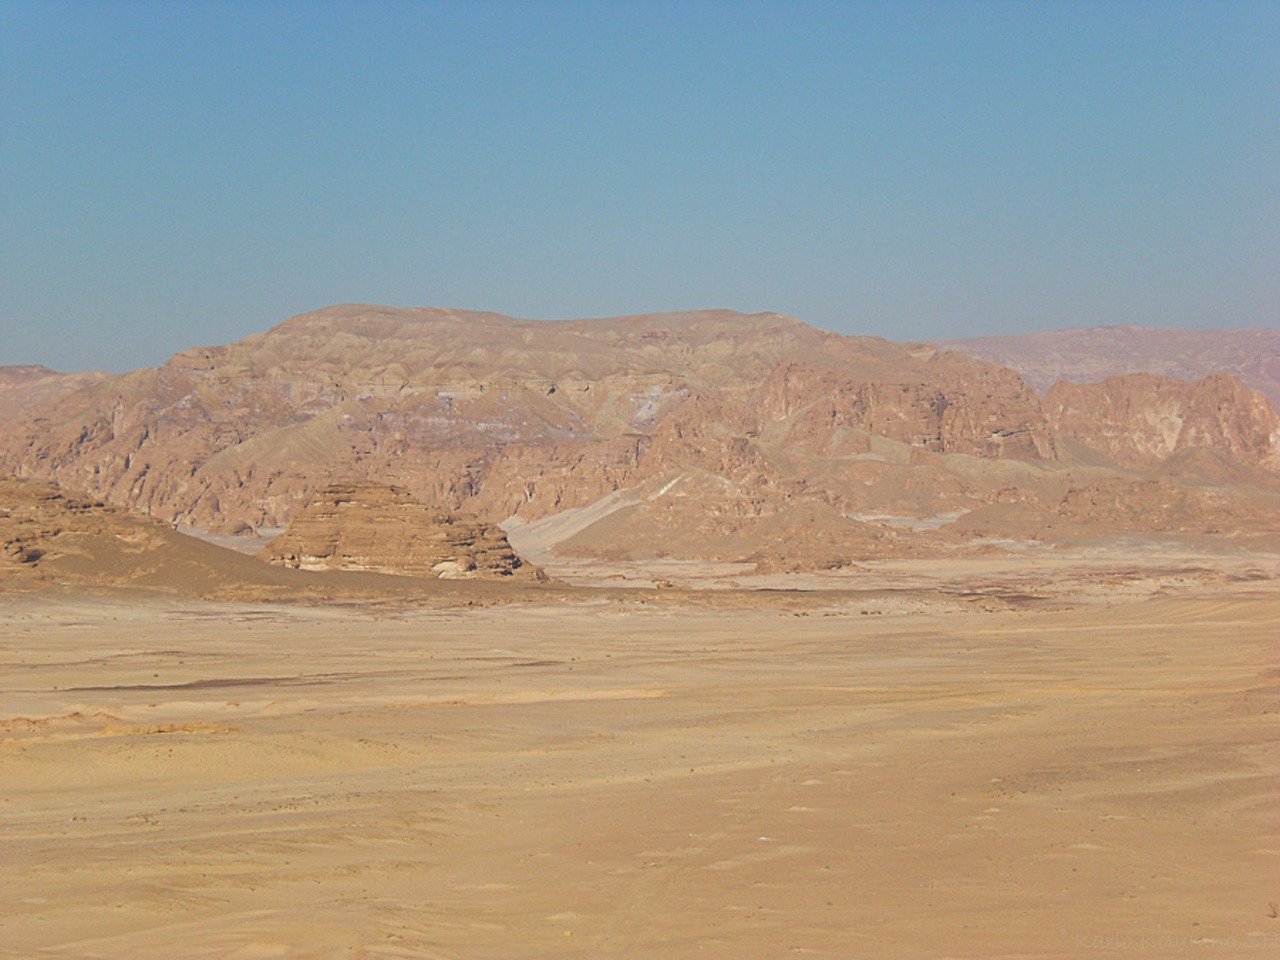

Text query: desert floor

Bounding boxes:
[3,554,1279,959]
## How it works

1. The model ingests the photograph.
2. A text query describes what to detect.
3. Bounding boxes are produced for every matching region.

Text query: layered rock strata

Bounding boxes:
[1,307,1277,568]
[262,483,540,580]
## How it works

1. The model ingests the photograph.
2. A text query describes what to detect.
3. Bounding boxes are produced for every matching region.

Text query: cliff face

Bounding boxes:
[1045,373,1280,474]
[261,484,541,580]
[757,356,1056,461]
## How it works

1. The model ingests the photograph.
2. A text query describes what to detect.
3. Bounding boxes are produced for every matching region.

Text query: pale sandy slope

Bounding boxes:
[2,579,1278,959]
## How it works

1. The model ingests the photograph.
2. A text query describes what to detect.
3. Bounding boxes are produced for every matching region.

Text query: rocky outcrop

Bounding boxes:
[1045,373,1280,474]
[1,478,171,574]
[261,483,541,580]
[758,354,1056,460]
[0,477,549,597]
[0,478,291,593]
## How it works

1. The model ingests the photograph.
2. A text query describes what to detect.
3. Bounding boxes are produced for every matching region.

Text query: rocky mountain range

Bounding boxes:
[937,325,1280,409]
[1,306,1277,571]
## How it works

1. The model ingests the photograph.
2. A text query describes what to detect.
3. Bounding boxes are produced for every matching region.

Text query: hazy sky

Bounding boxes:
[2,1,1277,373]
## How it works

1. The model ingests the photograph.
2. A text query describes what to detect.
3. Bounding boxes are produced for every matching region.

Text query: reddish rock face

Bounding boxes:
[261,483,541,580]
[0,307,1060,531]
[1045,373,1280,474]
[1,306,1277,566]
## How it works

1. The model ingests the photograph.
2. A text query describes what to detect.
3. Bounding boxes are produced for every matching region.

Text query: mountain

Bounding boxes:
[0,306,1056,529]
[0,365,109,420]
[936,326,1280,409]
[2,306,1277,570]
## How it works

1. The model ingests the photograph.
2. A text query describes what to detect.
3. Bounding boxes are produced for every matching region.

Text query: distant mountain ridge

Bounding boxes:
[936,325,1280,408]
[2,306,1277,571]
[0,365,109,420]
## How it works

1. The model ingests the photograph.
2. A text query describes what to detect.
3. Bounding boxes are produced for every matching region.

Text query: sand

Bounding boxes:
[3,565,1278,958]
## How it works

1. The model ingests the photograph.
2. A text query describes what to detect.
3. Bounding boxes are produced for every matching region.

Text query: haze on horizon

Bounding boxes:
[1,0,1277,375]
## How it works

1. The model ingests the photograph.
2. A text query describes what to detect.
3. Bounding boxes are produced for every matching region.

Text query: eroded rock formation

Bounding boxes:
[1045,373,1280,474]
[262,483,541,580]
[0,478,280,592]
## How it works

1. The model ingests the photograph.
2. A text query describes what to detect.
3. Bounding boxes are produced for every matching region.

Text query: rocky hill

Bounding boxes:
[0,477,304,593]
[0,477,549,597]
[263,483,542,580]
[0,365,108,420]
[937,325,1280,409]
[1044,373,1280,475]
[2,306,1278,569]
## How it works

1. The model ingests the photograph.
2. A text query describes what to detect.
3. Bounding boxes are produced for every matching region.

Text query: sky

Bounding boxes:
[1,1,1277,373]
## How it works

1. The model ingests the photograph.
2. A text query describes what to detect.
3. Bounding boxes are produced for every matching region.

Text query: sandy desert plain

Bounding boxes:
[4,539,1279,960]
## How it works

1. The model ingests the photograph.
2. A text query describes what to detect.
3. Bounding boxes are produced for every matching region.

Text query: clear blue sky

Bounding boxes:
[2,0,1277,372]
